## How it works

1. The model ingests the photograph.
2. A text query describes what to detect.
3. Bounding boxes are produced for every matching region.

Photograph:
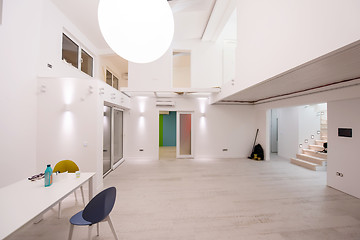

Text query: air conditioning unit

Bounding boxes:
[156,101,175,107]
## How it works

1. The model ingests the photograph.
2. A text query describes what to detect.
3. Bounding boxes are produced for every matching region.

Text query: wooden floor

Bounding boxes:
[159,146,176,160]
[8,155,360,240]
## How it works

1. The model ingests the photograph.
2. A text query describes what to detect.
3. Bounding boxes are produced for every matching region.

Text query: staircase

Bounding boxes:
[290,110,327,171]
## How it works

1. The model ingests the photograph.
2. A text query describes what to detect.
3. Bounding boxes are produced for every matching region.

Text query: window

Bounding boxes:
[81,49,93,76]
[62,34,79,68]
[62,33,93,77]
[105,69,120,90]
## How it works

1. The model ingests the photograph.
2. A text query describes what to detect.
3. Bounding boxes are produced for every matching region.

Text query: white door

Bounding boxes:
[176,112,194,158]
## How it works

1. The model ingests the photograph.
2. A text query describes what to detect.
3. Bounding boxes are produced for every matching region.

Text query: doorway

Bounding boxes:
[103,104,124,177]
[270,109,279,154]
[159,111,176,160]
[158,111,194,159]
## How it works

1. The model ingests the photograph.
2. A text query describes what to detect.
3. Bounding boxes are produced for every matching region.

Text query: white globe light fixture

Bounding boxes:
[98,0,174,64]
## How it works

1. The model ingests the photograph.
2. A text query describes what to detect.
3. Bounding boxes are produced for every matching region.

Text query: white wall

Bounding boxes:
[0,0,131,188]
[37,0,100,79]
[176,40,222,88]
[214,0,360,101]
[173,53,191,88]
[128,39,223,90]
[327,98,360,198]
[298,105,322,149]
[0,0,42,187]
[128,49,172,90]
[277,106,299,160]
[37,78,100,187]
[37,77,130,192]
[125,97,256,160]
[235,0,360,91]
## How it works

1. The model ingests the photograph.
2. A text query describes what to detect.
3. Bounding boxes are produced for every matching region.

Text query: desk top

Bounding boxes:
[0,172,95,239]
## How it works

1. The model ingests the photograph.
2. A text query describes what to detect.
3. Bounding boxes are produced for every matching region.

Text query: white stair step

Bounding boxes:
[309,144,324,151]
[296,153,327,166]
[302,149,327,159]
[290,158,325,171]
[315,139,327,146]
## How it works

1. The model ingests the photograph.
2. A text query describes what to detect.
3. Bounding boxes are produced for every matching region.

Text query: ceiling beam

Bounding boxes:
[201,0,236,41]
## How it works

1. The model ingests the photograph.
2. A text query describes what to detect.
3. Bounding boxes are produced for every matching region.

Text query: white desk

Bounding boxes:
[0,172,95,239]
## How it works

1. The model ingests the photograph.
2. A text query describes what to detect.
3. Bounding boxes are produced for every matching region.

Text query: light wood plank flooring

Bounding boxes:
[159,146,176,160]
[7,155,360,240]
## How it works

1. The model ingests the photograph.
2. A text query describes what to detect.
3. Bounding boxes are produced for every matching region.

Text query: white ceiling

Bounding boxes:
[51,0,216,84]
[51,0,216,51]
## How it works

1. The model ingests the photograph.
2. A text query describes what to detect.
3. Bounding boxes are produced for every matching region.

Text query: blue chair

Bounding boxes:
[68,187,118,240]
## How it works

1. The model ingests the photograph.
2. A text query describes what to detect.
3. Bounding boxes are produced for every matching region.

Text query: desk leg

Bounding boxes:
[88,176,94,202]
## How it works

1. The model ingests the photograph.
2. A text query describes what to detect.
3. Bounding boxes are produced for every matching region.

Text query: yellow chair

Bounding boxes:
[53,160,85,218]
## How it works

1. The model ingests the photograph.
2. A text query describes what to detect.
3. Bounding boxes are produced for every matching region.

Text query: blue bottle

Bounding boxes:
[44,164,53,187]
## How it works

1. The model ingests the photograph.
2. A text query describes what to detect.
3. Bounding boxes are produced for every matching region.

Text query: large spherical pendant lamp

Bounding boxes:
[98,0,174,64]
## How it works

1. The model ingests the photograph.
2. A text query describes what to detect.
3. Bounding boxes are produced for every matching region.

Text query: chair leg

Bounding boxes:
[58,201,62,219]
[68,224,74,240]
[106,216,118,240]
[88,224,93,240]
[80,186,85,206]
[97,223,100,236]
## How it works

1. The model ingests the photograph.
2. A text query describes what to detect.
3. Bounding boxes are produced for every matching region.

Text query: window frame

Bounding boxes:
[62,33,94,77]
[105,68,121,90]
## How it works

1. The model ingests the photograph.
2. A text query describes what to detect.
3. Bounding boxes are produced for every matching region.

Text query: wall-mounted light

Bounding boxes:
[299,144,303,148]
[40,84,47,93]
[311,135,314,139]
[64,104,71,112]
[88,85,94,94]
[317,130,321,135]
[304,139,308,143]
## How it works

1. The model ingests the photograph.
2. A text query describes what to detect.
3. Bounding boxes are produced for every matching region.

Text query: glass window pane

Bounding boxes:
[106,70,112,86]
[113,110,123,164]
[103,106,112,175]
[81,49,93,77]
[180,114,192,155]
[113,76,119,90]
[62,34,78,68]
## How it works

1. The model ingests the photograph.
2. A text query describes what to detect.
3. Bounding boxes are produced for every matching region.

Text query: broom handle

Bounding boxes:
[252,129,259,153]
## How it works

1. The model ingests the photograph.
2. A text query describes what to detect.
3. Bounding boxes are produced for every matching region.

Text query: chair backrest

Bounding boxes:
[82,187,117,224]
[53,160,79,173]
